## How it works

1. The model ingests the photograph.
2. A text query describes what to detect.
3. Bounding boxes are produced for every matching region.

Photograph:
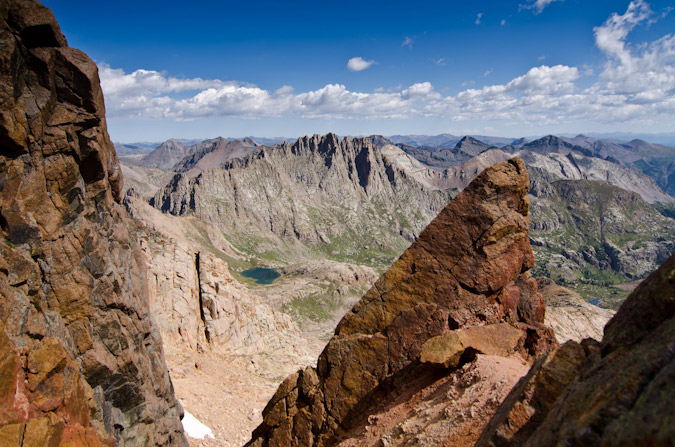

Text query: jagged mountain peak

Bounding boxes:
[456,135,486,146]
[140,138,188,170]
[368,134,395,147]
[511,137,531,146]
[522,135,593,157]
[163,137,184,146]
[152,132,454,260]
[173,137,260,173]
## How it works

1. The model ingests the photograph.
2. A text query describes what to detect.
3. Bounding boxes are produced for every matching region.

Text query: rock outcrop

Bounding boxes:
[246,158,556,447]
[0,1,186,445]
[141,232,311,361]
[477,252,675,446]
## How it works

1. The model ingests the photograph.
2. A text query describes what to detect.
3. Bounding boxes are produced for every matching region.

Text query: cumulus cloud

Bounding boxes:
[401,36,414,48]
[99,2,675,130]
[475,13,483,25]
[521,0,564,14]
[347,57,376,72]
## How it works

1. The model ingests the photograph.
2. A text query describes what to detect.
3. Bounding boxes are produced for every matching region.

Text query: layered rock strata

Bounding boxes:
[246,158,556,446]
[0,1,186,445]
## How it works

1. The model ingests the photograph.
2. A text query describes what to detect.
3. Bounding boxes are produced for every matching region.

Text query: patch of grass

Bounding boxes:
[282,293,338,323]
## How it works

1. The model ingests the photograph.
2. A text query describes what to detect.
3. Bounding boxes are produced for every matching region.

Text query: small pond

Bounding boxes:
[241,267,280,285]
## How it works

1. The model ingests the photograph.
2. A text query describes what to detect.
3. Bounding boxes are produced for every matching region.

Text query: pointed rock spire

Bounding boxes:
[246,157,556,447]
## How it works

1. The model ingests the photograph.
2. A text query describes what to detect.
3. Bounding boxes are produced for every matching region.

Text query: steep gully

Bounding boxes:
[195,252,211,343]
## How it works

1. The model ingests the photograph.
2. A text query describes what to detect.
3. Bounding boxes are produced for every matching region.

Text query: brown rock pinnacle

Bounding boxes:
[246,157,556,447]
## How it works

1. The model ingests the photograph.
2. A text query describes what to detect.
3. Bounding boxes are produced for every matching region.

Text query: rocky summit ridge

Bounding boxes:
[246,158,557,446]
[0,2,185,445]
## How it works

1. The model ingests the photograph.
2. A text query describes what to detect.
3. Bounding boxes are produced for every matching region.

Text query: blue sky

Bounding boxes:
[43,0,675,142]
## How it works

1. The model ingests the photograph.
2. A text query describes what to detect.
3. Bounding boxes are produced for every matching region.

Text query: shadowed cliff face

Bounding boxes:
[0,1,186,445]
[246,158,557,447]
[477,251,675,447]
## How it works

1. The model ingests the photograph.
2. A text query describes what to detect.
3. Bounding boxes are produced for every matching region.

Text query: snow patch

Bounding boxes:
[182,410,215,440]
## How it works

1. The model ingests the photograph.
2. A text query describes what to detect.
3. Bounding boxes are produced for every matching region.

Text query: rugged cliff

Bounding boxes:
[124,191,313,365]
[246,158,556,447]
[477,251,675,446]
[0,2,186,445]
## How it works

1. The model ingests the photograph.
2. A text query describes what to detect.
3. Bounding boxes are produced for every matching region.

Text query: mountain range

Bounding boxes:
[121,131,675,309]
[3,3,673,445]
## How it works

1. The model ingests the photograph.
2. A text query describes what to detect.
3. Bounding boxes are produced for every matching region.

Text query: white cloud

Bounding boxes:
[347,57,376,72]
[434,58,447,66]
[521,0,564,14]
[593,0,675,105]
[475,13,483,25]
[401,82,440,100]
[593,0,651,67]
[99,2,675,131]
[402,36,414,48]
[501,19,506,26]
[506,65,579,93]
[99,64,225,99]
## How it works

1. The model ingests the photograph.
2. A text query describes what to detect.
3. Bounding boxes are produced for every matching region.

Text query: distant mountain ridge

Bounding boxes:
[137,132,675,308]
[151,133,454,266]
[124,133,675,196]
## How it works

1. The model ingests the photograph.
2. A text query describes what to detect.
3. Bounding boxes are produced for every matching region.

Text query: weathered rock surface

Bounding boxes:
[245,158,556,447]
[0,2,186,445]
[477,252,675,446]
[538,277,614,343]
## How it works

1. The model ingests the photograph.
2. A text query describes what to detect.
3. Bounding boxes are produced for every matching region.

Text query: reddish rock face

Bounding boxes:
[0,1,186,445]
[478,252,675,447]
[246,158,556,447]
